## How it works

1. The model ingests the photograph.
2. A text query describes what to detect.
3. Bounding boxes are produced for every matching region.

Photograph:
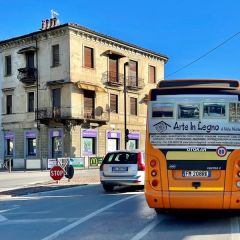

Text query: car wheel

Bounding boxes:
[102,184,114,192]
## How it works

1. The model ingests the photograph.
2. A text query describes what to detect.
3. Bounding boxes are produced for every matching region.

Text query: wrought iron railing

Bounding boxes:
[127,76,145,90]
[17,67,37,84]
[102,71,124,86]
[36,107,109,122]
[36,107,84,120]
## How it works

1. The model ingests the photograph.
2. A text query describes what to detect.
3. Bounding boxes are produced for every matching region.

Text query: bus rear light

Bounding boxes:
[237,172,240,177]
[151,169,157,177]
[236,181,240,188]
[152,179,158,187]
[150,159,157,167]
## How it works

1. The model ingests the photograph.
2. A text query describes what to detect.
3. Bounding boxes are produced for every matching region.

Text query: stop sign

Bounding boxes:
[50,166,64,181]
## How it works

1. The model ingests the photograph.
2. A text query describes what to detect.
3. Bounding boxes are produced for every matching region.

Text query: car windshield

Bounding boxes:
[103,152,138,164]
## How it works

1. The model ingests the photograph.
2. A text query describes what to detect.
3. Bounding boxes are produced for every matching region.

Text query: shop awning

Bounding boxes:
[102,50,126,58]
[76,81,106,92]
[17,46,38,54]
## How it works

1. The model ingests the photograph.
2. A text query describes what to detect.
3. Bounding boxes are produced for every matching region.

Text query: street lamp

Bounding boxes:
[124,62,129,150]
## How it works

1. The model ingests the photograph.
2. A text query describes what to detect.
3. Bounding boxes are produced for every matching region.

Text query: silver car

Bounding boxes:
[99,150,145,192]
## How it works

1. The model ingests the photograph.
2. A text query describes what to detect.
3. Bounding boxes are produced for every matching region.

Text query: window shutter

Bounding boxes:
[130,97,137,115]
[6,95,12,114]
[84,47,94,68]
[149,66,156,83]
[84,90,95,117]
[109,57,118,82]
[110,94,118,113]
[129,60,138,86]
[52,45,60,66]
[5,55,12,75]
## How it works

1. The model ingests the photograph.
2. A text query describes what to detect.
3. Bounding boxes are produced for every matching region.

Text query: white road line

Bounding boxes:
[231,217,240,240]
[130,217,162,240]
[41,194,141,240]
[0,214,7,222]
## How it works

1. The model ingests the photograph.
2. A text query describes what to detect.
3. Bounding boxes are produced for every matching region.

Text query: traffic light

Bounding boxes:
[125,129,129,143]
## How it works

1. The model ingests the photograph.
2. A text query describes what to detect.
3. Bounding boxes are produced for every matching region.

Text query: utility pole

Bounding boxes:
[124,62,129,150]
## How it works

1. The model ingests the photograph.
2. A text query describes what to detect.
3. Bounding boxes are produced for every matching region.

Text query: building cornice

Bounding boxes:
[0,23,168,62]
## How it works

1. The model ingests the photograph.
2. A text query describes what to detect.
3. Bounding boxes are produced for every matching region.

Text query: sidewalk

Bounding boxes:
[0,168,100,193]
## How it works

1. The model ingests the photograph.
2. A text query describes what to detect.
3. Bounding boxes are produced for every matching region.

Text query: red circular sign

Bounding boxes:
[216,146,227,157]
[50,166,64,181]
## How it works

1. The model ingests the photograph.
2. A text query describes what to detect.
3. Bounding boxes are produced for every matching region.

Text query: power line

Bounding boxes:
[165,31,240,79]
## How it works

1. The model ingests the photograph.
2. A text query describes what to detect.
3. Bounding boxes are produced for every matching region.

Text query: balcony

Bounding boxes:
[17,67,37,84]
[102,71,124,87]
[36,107,84,123]
[84,108,110,123]
[36,107,109,124]
[127,76,145,90]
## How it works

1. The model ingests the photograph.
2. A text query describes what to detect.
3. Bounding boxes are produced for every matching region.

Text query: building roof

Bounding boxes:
[0,23,168,62]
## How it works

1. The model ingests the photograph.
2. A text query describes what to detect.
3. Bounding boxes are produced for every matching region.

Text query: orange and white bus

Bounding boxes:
[145,79,240,211]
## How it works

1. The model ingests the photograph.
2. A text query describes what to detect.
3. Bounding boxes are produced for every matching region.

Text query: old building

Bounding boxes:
[0,18,168,168]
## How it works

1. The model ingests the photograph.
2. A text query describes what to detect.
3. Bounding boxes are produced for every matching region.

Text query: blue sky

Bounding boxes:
[1,0,240,80]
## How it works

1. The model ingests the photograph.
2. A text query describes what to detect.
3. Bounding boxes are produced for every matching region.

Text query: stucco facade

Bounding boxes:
[0,21,168,168]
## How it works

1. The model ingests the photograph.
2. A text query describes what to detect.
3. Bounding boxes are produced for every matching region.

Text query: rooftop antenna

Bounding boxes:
[51,9,60,25]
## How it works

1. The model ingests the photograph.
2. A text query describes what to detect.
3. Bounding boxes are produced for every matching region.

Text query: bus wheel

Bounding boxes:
[102,184,114,192]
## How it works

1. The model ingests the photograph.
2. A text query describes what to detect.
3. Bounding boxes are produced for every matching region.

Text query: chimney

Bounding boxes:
[41,20,46,30]
[46,19,49,28]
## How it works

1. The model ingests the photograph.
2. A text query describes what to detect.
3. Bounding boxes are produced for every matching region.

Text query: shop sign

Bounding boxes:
[69,157,85,168]
[25,131,37,138]
[89,157,103,167]
[82,130,97,138]
[50,129,63,137]
[128,132,140,139]
[107,131,120,139]
[4,132,14,139]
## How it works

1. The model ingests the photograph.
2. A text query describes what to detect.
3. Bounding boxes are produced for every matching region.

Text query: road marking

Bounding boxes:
[130,217,162,240]
[41,194,141,240]
[0,214,7,222]
[231,217,240,240]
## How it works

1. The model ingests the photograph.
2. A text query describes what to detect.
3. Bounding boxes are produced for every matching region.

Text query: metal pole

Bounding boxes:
[124,62,128,150]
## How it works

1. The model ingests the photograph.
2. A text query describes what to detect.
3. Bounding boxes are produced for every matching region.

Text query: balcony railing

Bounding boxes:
[36,107,110,123]
[17,67,37,84]
[127,76,145,90]
[102,71,124,86]
[36,107,84,121]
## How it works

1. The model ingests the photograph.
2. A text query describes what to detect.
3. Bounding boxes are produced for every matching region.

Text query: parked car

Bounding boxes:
[99,150,145,192]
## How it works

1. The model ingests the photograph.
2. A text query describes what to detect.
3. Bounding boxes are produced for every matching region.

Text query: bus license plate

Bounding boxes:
[182,170,211,177]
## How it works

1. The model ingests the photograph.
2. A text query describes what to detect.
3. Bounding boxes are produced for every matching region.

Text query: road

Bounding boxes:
[0,184,240,240]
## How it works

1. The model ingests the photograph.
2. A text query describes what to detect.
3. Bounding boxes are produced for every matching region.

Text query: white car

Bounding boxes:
[99,150,145,192]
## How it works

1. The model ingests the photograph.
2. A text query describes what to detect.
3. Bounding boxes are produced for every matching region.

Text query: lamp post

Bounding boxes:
[124,62,129,150]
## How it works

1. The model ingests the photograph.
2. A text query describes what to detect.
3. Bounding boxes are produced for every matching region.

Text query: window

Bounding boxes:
[52,88,61,117]
[26,52,34,68]
[130,97,137,115]
[178,104,199,119]
[152,103,174,118]
[6,139,13,156]
[6,95,12,114]
[27,138,36,156]
[203,103,225,118]
[149,65,156,83]
[27,92,34,112]
[110,94,118,113]
[84,46,94,68]
[5,55,12,75]
[109,56,118,82]
[82,137,96,155]
[84,90,95,118]
[52,44,60,67]
[129,60,138,86]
